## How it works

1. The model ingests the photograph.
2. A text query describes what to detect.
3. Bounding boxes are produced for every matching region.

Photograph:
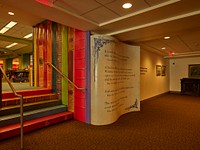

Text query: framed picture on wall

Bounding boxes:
[161,65,166,76]
[188,64,200,78]
[156,65,162,76]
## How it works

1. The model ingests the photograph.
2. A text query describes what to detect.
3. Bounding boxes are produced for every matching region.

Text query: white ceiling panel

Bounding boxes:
[139,40,172,55]
[142,40,170,50]
[0,41,12,48]
[0,18,32,39]
[114,14,200,42]
[5,24,32,39]
[83,6,119,23]
[95,0,116,5]
[179,30,200,51]
[54,0,101,15]
[8,43,27,51]
[144,0,171,6]
[0,20,9,29]
[139,43,169,56]
[0,1,44,27]
[0,40,28,57]
[159,37,192,53]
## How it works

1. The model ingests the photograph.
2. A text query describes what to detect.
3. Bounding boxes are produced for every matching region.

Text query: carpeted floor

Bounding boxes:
[0,93,200,150]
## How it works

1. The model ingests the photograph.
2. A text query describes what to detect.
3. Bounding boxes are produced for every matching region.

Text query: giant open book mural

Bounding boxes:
[90,35,140,125]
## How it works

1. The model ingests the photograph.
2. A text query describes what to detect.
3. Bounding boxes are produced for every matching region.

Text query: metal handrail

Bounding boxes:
[46,62,85,92]
[0,66,24,149]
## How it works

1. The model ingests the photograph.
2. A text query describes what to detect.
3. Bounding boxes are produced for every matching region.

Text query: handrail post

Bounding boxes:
[0,70,2,108]
[20,95,24,149]
[0,66,24,149]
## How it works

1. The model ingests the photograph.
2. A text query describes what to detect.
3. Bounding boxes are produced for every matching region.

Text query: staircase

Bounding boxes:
[0,89,73,141]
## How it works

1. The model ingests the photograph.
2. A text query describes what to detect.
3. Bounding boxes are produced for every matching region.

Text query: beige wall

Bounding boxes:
[140,49,169,100]
[169,56,200,92]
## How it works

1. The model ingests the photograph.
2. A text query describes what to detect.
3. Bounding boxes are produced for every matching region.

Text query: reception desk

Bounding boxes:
[181,78,200,96]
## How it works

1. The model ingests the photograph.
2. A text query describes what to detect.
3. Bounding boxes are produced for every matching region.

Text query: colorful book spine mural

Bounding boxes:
[61,26,68,106]
[46,22,52,88]
[90,35,140,125]
[55,24,62,100]
[68,27,75,112]
[33,21,52,88]
[33,20,140,125]
[52,22,57,93]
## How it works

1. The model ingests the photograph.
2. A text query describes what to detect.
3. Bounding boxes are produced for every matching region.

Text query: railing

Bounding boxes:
[46,62,85,92]
[0,66,24,149]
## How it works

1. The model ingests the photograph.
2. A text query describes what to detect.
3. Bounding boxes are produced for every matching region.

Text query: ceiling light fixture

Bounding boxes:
[122,3,132,9]
[24,33,33,39]
[8,12,14,15]
[164,36,170,39]
[6,43,18,48]
[161,47,166,50]
[6,21,17,28]
[0,21,17,34]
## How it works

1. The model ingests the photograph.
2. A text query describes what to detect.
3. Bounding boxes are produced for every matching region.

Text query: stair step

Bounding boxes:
[0,99,62,116]
[0,105,67,127]
[2,88,52,99]
[2,93,58,107]
[0,111,73,141]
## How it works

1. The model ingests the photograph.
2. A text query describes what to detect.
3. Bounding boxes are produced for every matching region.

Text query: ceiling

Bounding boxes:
[0,0,200,59]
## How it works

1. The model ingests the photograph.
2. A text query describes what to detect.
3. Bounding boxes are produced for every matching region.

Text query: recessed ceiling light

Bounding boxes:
[0,21,17,34]
[164,36,170,39]
[8,12,14,15]
[6,21,17,28]
[161,47,166,50]
[122,3,132,9]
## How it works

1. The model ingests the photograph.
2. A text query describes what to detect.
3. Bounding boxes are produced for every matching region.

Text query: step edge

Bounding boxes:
[0,112,73,133]
[2,93,58,101]
[1,99,61,111]
[0,105,67,120]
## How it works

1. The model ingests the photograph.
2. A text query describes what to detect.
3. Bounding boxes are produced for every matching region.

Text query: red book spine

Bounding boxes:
[74,29,86,122]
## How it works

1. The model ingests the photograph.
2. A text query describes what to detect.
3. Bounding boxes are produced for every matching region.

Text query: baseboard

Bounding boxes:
[169,91,181,94]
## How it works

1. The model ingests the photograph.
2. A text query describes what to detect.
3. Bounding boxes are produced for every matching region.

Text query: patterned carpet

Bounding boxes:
[1,93,200,150]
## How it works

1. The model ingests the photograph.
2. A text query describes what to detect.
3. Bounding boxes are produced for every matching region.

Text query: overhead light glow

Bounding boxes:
[24,33,33,39]
[161,47,166,50]
[122,3,132,9]
[0,28,9,34]
[6,43,18,48]
[0,21,17,34]
[6,21,17,28]
[8,12,14,15]
[164,36,170,39]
